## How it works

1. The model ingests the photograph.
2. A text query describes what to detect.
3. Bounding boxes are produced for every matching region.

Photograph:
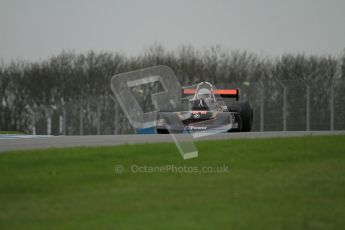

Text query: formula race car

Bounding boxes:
[156,82,253,134]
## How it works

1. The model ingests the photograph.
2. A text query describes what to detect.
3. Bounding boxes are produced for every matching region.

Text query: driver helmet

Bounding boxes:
[197,88,212,100]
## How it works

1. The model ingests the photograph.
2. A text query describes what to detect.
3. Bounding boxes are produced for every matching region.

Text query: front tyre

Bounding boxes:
[156,128,169,134]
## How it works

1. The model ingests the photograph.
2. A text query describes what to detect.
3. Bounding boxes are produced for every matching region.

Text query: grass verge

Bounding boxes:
[1,135,345,229]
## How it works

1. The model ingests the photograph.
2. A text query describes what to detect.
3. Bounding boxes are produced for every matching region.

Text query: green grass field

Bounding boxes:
[1,135,345,229]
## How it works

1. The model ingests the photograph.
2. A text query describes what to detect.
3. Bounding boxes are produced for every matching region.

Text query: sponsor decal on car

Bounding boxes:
[192,111,207,115]
[186,126,208,131]
[192,110,208,118]
[193,113,200,118]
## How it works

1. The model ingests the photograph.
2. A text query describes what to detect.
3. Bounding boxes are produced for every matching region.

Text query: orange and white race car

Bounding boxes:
[156,82,253,134]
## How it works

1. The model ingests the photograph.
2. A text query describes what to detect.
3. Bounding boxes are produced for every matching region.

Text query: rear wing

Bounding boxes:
[182,88,240,101]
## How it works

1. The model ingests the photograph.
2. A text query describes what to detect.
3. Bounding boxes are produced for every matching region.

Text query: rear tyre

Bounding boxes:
[229,101,253,132]
[239,101,253,132]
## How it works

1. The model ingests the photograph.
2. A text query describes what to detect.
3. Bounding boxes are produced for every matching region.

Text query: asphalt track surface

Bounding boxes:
[1,131,345,153]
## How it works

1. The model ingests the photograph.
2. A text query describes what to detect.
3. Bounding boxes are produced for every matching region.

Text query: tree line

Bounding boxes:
[0,44,344,134]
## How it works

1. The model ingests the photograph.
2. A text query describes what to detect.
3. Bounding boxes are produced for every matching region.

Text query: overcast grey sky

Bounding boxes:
[0,0,344,62]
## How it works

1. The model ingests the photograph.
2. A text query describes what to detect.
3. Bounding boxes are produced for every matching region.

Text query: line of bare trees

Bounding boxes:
[0,44,344,134]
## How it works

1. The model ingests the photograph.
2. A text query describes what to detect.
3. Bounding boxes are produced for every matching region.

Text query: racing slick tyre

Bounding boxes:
[238,101,253,132]
[229,101,253,132]
[156,128,169,134]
